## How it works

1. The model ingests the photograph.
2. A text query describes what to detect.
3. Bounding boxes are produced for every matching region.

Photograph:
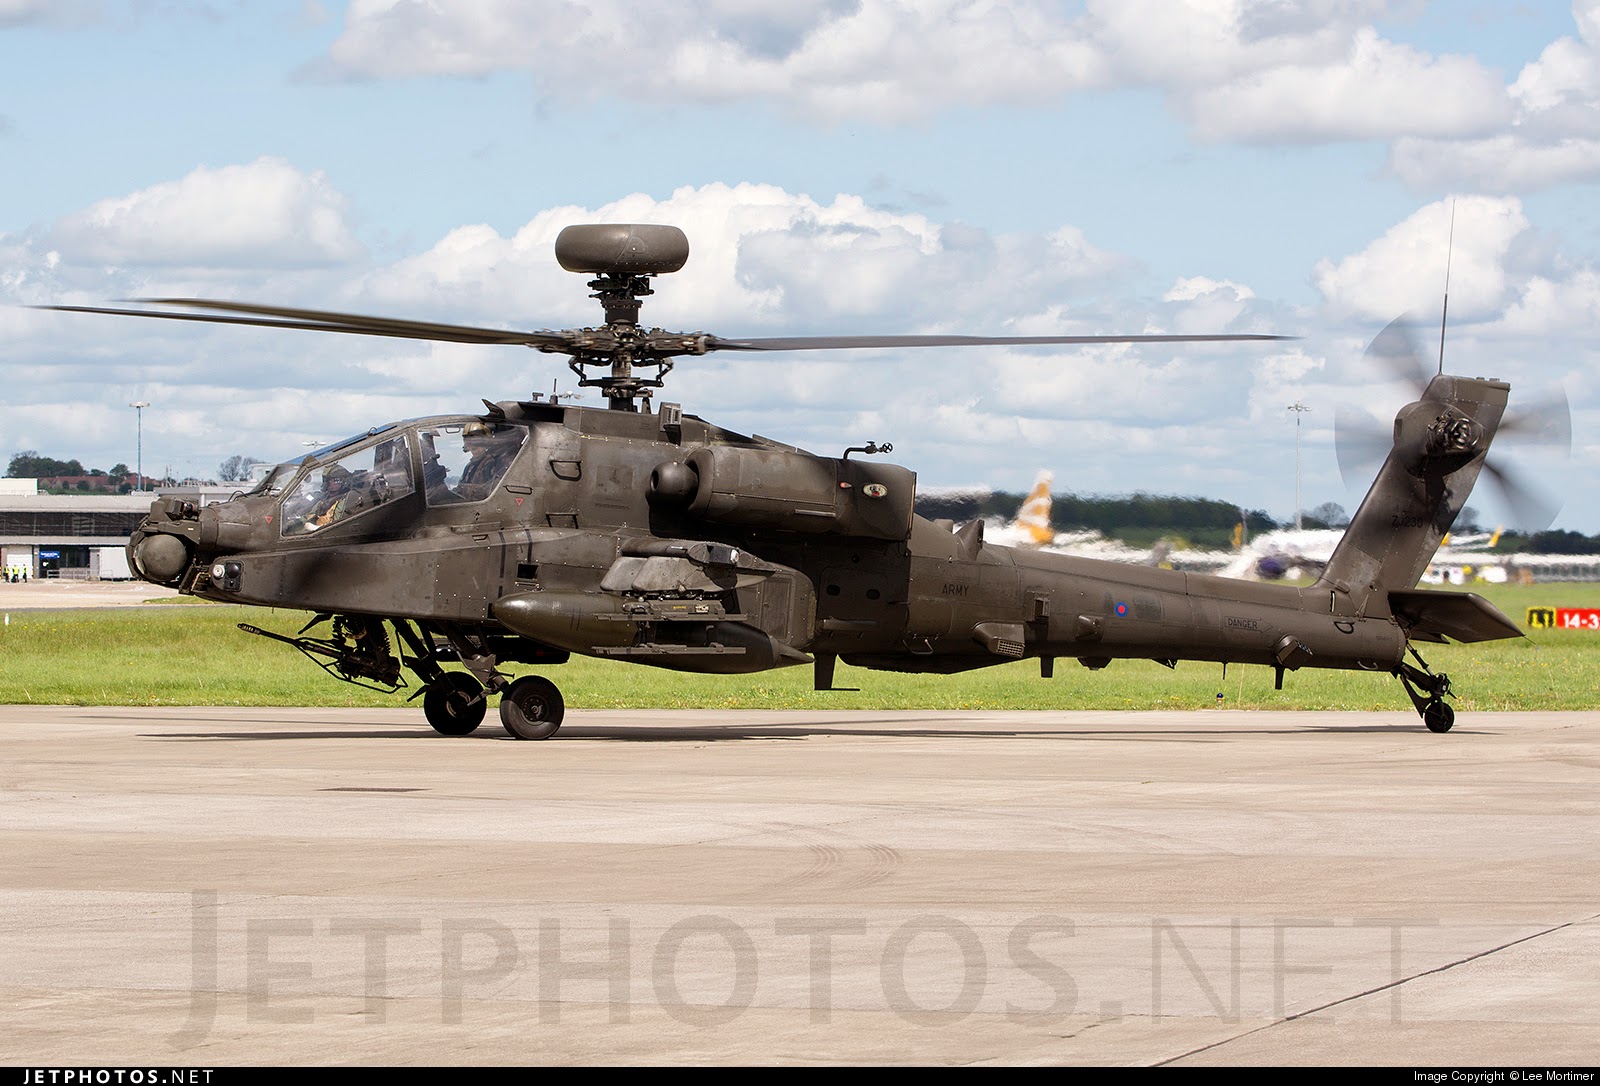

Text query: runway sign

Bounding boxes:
[1526,606,1600,630]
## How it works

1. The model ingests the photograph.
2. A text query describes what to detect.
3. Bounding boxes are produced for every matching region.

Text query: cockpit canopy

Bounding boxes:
[271,418,528,537]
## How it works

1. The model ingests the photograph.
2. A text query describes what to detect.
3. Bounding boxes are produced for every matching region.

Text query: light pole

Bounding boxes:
[128,401,150,492]
[1286,401,1311,529]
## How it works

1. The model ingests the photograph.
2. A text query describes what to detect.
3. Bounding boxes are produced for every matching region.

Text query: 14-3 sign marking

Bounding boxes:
[1526,607,1600,630]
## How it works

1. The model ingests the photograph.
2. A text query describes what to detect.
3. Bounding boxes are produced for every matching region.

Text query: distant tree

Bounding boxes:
[1050,492,1279,535]
[1244,509,1279,534]
[1527,529,1600,555]
[1302,501,1349,529]
[913,491,987,522]
[1454,506,1482,533]
[5,450,40,477]
[912,491,1285,542]
[219,454,265,482]
[7,451,85,478]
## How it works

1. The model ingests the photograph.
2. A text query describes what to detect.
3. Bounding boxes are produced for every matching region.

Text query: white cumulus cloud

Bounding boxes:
[1184,26,1510,143]
[1390,2,1600,191]
[1313,196,1529,320]
[50,157,364,271]
[355,182,1130,335]
[312,0,1502,144]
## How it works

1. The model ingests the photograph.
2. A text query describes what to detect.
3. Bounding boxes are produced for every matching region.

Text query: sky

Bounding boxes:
[2,0,1598,531]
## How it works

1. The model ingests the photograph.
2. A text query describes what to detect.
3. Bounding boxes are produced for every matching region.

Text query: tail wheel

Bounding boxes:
[1423,700,1455,733]
[423,671,486,736]
[500,675,564,740]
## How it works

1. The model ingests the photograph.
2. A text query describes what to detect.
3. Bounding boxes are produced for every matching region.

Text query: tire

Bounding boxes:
[500,675,564,740]
[1423,700,1455,733]
[423,672,486,735]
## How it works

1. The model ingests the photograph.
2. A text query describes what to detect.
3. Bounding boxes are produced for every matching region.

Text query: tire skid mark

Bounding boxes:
[758,821,902,890]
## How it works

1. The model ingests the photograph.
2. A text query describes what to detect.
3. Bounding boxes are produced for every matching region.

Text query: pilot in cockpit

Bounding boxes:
[457,421,515,501]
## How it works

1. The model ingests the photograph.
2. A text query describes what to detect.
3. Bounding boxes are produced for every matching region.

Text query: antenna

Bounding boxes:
[1286,401,1311,529]
[1438,199,1456,376]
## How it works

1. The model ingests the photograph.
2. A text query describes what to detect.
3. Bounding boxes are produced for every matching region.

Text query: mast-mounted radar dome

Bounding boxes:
[555,224,689,276]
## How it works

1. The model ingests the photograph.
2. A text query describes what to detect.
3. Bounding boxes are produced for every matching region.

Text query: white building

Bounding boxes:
[1,483,243,580]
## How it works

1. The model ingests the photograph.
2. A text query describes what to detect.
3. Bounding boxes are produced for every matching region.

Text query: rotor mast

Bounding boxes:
[554,224,695,412]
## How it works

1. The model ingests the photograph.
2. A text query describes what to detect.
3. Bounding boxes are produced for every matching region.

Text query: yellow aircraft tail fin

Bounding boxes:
[1016,471,1055,546]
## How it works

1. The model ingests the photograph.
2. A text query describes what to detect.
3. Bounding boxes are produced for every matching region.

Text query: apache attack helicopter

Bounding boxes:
[44,224,1543,738]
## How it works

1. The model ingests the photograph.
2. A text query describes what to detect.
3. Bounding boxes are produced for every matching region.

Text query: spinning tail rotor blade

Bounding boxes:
[1334,402,1391,490]
[1364,315,1433,398]
[1498,387,1572,451]
[1480,456,1565,534]
[1336,316,1462,492]
[1478,384,1573,533]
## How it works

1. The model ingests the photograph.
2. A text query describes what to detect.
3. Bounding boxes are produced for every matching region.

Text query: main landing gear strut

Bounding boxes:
[1394,646,1455,733]
[241,615,568,740]
[397,623,567,740]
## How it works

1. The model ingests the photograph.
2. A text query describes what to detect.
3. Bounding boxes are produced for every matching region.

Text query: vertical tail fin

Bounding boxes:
[1318,374,1509,613]
[1015,470,1055,546]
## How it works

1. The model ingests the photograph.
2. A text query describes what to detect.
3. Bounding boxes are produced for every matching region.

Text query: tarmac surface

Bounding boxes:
[1,700,1596,1066]
[0,578,183,609]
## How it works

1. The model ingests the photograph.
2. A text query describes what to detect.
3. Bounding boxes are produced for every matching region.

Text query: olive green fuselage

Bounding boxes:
[130,400,1409,680]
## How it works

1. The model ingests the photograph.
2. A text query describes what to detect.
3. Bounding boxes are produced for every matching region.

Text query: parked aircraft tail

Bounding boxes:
[1015,471,1055,546]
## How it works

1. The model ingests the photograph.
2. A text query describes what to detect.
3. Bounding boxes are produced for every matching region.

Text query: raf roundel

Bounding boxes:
[1114,601,1130,617]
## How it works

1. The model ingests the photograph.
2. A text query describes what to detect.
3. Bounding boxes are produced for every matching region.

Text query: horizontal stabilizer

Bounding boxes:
[1388,590,1522,644]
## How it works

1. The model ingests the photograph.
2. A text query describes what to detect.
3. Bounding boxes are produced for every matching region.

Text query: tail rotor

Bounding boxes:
[1334,316,1571,533]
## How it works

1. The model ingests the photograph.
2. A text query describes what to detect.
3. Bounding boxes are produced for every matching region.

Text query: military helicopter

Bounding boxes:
[44,224,1537,738]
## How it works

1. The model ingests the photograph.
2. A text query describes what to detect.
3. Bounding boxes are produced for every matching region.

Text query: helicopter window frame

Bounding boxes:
[417,419,529,507]
[247,461,303,498]
[312,423,399,461]
[279,431,416,538]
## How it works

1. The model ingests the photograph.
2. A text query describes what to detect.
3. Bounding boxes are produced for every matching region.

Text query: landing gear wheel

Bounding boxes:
[500,675,564,740]
[1423,700,1455,733]
[423,672,486,735]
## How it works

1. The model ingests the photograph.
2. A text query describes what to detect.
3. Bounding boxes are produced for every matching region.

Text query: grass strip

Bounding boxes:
[1,583,1596,710]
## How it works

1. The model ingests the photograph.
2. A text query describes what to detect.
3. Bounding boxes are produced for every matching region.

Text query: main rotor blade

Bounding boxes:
[706,332,1293,352]
[40,300,1292,355]
[35,299,572,348]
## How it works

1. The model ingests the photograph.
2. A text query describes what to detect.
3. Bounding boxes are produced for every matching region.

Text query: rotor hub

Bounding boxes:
[1426,410,1481,459]
[553,225,695,410]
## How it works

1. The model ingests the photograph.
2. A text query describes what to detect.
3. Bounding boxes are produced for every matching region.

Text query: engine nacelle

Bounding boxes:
[649,445,916,541]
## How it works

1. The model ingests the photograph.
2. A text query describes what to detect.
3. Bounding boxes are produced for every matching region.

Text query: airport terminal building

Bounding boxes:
[0,480,238,580]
